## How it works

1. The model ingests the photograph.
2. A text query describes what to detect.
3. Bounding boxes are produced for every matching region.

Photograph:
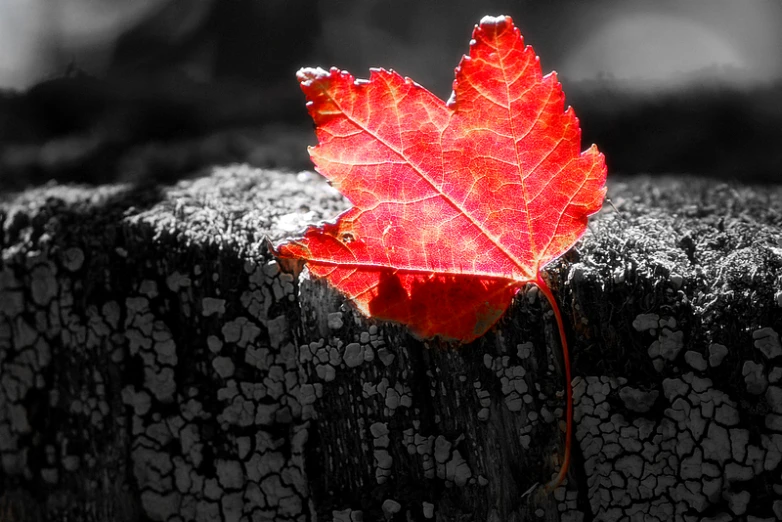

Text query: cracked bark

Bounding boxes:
[1,166,781,522]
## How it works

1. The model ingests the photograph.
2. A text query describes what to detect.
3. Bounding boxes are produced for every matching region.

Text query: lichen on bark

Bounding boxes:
[1,168,782,521]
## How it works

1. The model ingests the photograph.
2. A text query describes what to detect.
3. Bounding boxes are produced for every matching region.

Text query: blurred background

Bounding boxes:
[1,0,781,191]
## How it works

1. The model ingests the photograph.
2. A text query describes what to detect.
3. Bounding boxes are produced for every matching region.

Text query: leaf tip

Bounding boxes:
[297,67,332,86]
[367,66,386,78]
[478,14,512,28]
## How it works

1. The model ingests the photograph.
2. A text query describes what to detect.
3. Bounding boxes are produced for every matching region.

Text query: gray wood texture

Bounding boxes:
[1,166,781,521]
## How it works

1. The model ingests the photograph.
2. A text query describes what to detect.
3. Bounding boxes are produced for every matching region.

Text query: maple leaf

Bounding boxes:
[278,15,607,492]
[278,15,606,342]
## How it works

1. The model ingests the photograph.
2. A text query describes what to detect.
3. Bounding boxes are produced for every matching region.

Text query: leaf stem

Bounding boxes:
[535,273,572,493]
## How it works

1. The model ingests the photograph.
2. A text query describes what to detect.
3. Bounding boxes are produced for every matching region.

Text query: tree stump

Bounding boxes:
[1,166,781,522]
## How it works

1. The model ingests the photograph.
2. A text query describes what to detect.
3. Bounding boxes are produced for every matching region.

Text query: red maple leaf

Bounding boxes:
[277,15,606,489]
[279,15,606,340]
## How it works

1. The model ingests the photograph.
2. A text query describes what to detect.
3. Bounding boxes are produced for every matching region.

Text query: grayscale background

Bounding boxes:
[2,0,781,189]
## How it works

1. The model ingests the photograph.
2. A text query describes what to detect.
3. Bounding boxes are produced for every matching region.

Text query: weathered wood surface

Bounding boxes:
[1,166,781,522]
